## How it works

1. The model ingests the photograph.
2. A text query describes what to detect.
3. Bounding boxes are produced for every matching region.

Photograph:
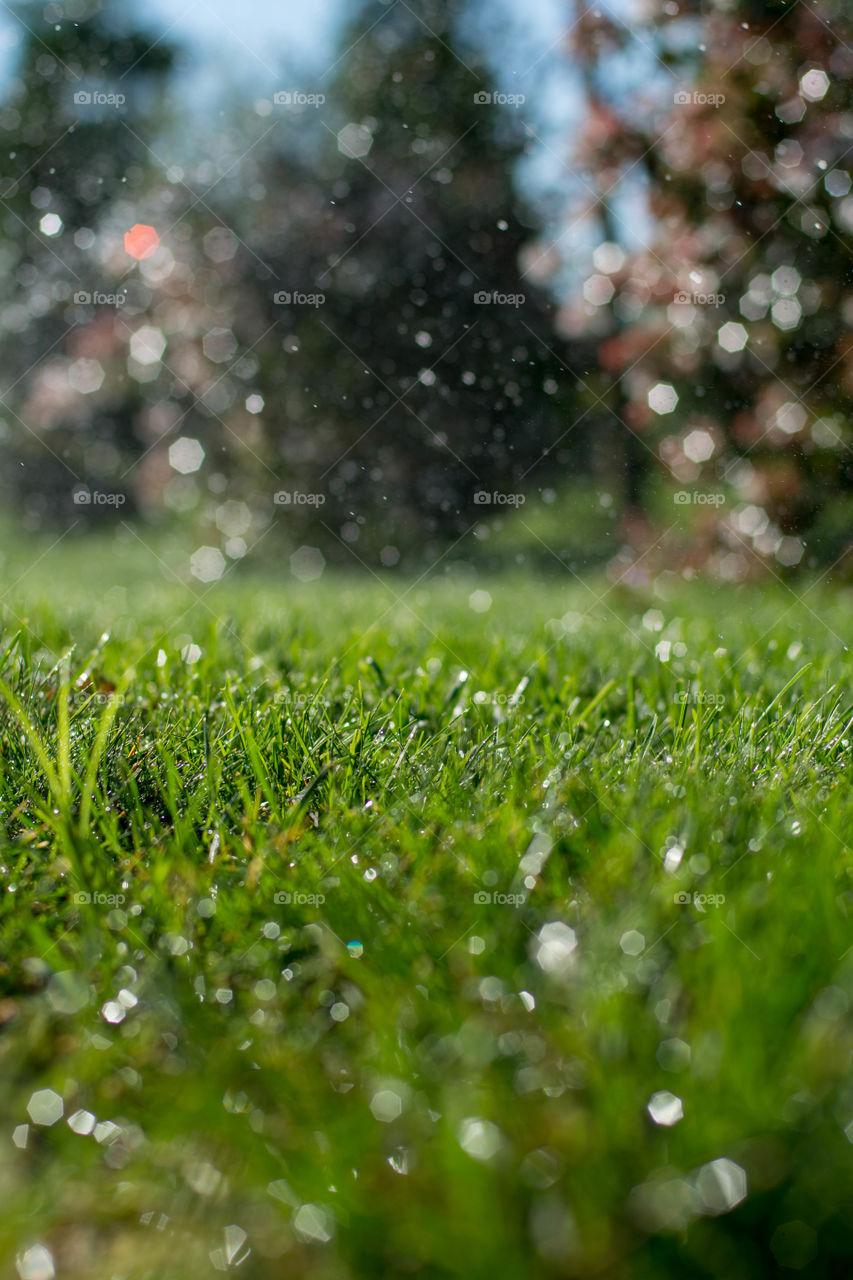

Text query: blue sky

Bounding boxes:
[0,0,657,267]
[135,0,343,80]
[0,0,575,94]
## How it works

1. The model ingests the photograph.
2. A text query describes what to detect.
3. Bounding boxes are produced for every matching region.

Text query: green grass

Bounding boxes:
[1,535,852,1278]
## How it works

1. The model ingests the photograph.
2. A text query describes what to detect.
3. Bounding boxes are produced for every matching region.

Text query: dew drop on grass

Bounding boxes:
[532,922,577,976]
[293,1203,334,1244]
[663,845,684,872]
[26,1090,63,1126]
[458,1117,503,1162]
[15,1244,54,1280]
[620,930,645,956]
[222,1224,248,1266]
[370,1088,404,1123]
[647,1091,684,1126]
[694,1158,747,1213]
[68,1110,96,1135]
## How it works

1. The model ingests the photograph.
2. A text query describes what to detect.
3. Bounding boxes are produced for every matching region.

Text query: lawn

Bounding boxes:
[1,534,852,1278]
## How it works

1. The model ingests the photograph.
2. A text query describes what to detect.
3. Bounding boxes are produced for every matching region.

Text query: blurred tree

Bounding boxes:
[0,0,173,526]
[0,0,601,569]
[560,0,853,575]
[225,0,584,564]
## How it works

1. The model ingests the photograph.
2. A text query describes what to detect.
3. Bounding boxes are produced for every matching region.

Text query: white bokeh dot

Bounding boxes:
[169,437,205,474]
[648,383,679,415]
[190,546,226,583]
[718,322,748,352]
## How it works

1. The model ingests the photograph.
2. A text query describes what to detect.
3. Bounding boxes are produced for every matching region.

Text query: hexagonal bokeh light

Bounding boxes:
[169,437,205,474]
[124,223,160,259]
[648,383,679,415]
[130,326,166,366]
[800,68,829,102]
[190,545,226,583]
[718,321,748,352]
[27,1089,64,1127]
[203,328,238,364]
[68,358,104,394]
[583,274,615,306]
[337,122,373,159]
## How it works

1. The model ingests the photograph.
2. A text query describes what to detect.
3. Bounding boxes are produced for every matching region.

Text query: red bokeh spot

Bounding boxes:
[124,224,160,260]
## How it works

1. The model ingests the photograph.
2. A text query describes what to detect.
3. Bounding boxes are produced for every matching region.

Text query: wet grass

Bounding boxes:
[1,540,852,1278]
